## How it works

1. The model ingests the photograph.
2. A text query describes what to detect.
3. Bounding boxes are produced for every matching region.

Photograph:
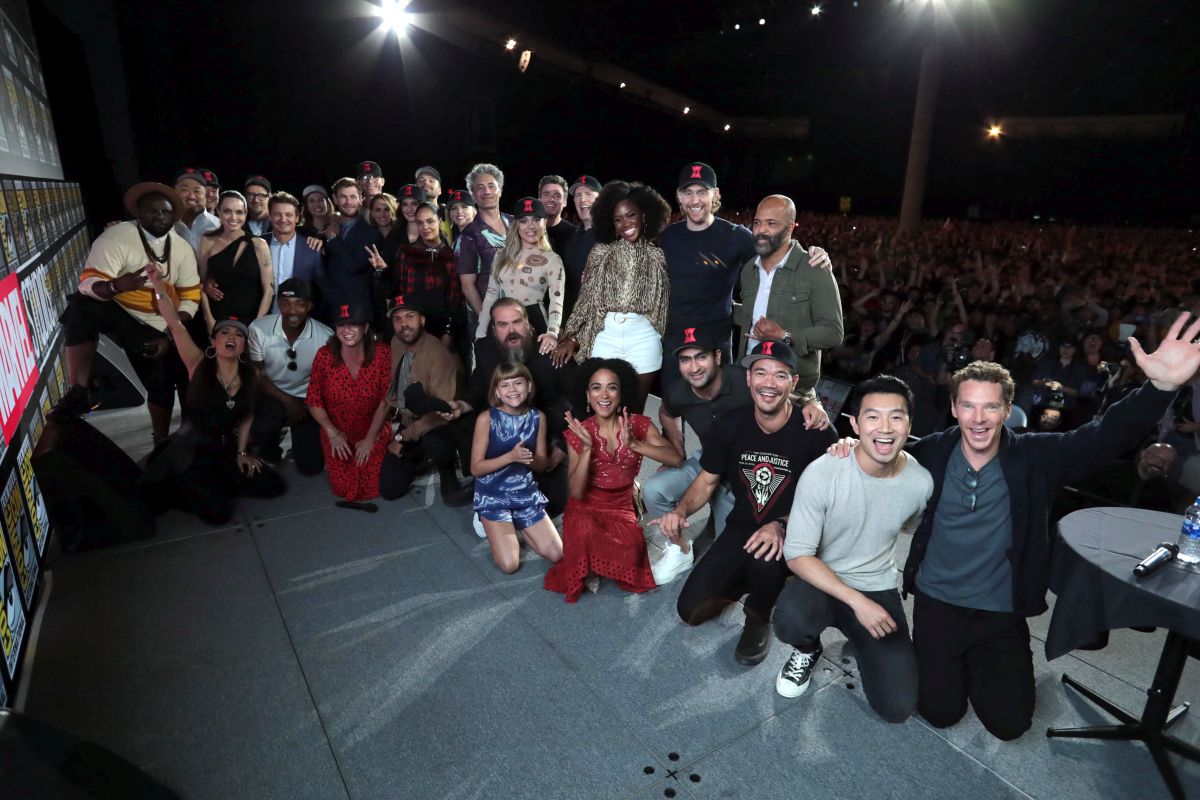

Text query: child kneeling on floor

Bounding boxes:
[471,360,564,573]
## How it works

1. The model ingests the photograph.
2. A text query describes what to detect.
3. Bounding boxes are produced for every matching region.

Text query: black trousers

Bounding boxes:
[774,579,917,723]
[379,425,459,500]
[676,523,791,625]
[912,591,1036,740]
[60,292,188,408]
[250,394,324,475]
[148,446,286,525]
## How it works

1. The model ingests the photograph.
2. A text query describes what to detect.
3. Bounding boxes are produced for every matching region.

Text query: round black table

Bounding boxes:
[1048,507,1200,800]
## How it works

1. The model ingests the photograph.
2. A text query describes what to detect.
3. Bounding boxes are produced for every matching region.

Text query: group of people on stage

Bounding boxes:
[48,154,1200,743]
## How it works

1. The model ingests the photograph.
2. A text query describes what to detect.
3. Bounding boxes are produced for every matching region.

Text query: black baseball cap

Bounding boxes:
[244,174,272,193]
[172,167,207,188]
[278,278,313,301]
[212,316,249,337]
[741,339,798,374]
[445,188,475,207]
[673,326,721,357]
[387,293,424,317]
[198,168,219,188]
[334,302,372,325]
[678,162,718,190]
[397,184,427,202]
[414,165,441,182]
[512,197,547,218]
[357,160,383,179]
[568,174,601,196]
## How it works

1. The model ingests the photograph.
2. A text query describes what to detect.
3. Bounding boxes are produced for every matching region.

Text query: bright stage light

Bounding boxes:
[734,23,740,30]
[505,38,517,51]
[683,106,690,114]
[723,124,731,131]
[376,0,411,34]
[759,18,766,25]
[810,5,821,16]
[987,124,1002,138]
[619,81,626,88]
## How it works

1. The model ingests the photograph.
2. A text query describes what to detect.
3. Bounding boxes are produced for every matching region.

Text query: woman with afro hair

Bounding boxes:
[552,181,672,413]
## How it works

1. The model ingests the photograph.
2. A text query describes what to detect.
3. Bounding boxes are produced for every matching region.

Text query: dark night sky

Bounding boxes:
[41,0,1200,224]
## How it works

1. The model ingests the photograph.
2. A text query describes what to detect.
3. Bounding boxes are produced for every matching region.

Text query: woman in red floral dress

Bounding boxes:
[306,304,393,501]
[544,358,682,602]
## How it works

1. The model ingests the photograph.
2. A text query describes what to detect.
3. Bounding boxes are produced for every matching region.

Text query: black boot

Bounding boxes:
[735,614,773,666]
[439,468,474,507]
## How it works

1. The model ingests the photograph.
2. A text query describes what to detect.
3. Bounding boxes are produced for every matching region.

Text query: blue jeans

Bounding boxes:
[641,453,734,542]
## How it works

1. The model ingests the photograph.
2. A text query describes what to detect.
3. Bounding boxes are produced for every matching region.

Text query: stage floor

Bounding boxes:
[16,398,1200,799]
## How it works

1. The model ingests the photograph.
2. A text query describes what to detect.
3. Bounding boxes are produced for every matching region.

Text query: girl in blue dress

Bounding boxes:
[471,361,565,573]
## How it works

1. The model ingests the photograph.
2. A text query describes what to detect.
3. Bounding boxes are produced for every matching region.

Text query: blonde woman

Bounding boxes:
[475,197,565,352]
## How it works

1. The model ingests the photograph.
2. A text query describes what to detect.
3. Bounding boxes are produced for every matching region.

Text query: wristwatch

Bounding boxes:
[781,331,794,346]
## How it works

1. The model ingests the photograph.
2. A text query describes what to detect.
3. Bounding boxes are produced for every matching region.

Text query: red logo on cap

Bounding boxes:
[761,341,775,356]
[202,171,213,180]
[339,304,350,319]
[578,175,587,185]
[523,199,534,213]
[404,185,413,196]
[394,295,404,307]
[229,315,240,321]
[186,167,198,174]
[450,191,461,201]
[683,327,697,344]
[362,163,373,173]
[690,165,703,180]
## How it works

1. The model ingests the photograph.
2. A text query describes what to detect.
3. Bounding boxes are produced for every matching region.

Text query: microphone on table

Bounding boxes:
[1133,542,1178,577]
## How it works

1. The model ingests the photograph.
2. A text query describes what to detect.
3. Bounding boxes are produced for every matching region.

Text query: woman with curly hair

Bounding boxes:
[552,181,672,413]
[543,357,681,602]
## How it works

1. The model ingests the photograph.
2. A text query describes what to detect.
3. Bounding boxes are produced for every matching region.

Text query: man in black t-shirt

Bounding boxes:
[538,175,578,257]
[651,339,836,666]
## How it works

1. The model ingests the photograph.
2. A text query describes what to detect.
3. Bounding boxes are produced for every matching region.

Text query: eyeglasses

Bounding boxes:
[246,192,269,200]
[963,470,979,512]
[286,347,297,371]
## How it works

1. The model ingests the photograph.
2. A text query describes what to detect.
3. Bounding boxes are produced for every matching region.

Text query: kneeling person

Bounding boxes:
[773,375,932,722]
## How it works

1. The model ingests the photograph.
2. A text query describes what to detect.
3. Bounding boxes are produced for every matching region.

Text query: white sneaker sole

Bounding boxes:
[775,674,813,699]
[652,555,694,586]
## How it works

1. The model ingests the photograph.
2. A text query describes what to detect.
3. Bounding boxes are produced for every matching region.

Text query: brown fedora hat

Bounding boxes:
[123,182,184,223]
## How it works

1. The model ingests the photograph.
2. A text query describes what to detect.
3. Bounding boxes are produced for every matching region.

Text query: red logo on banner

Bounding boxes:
[761,341,775,356]
[0,274,39,444]
[683,327,697,344]
[690,165,703,180]
[523,199,534,213]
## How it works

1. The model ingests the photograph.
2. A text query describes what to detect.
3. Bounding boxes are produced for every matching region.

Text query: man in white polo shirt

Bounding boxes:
[249,278,332,473]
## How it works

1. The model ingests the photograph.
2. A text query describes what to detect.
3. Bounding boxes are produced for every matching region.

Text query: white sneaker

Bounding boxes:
[472,513,486,538]
[776,645,823,698]
[652,542,694,585]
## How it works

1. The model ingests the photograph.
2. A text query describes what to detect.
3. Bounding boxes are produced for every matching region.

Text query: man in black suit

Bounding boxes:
[323,177,383,312]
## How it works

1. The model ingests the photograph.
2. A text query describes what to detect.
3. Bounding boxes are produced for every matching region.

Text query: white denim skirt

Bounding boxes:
[590,312,663,373]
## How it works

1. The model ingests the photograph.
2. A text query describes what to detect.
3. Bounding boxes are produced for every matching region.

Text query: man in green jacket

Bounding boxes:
[734,195,844,396]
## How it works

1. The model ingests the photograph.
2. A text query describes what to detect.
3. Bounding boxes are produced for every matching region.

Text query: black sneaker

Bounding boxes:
[776,644,823,698]
[734,615,773,666]
[48,384,98,420]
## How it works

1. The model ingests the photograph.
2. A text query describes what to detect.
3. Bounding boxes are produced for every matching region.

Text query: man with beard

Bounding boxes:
[414,165,454,242]
[660,165,830,395]
[651,340,837,666]
[538,175,577,256]
[644,326,831,585]
[455,163,511,324]
[249,278,332,473]
[734,195,844,398]
[171,167,219,255]
[558,174,601,331]
[772,375,933,723]
[54,183,201,440]
[380,294,473,505]
[243,175,273,236]
[443,299,573,518]
[325,177,384,311]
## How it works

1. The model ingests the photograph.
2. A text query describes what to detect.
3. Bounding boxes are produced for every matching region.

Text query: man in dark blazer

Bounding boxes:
[265,192,328,319]
[323,177,383,313]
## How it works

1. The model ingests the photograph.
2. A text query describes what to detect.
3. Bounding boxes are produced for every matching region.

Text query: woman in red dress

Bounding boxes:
[544,358,682,602]
[306,303,393,501]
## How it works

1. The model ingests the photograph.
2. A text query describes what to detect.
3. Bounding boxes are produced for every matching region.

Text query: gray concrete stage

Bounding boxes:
[15,398,1200,799]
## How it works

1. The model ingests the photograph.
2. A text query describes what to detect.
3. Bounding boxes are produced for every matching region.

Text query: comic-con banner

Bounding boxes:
[0,502,26,684]
[2,467,36,607]
[0,0,61,179]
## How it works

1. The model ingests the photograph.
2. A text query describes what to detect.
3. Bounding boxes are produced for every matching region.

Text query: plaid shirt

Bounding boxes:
[385,241,466,335]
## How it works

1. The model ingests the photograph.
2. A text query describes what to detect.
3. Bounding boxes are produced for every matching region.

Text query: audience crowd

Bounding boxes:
[50,157,1200,743]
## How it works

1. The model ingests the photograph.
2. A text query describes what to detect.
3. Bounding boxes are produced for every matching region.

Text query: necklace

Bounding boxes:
[218,371,240,410]
[138,225,172,277]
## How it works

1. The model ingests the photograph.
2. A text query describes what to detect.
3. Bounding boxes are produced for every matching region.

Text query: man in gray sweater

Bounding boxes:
[773,375,934,722]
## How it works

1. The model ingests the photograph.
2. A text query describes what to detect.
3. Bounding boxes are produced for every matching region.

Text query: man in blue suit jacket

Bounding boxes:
[323,177,383,314]
[266,193,329,317]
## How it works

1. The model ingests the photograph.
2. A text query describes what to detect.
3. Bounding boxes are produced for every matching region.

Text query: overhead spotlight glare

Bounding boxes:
[683,106,690,115]
[619,82,627,88]
[505,38,517,51]
[987,124,1003,139]
[759,18,766,25]
[723,124,731,131]
[810,5,822,16]
[734,23,740,30]
[377,0,412,33]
